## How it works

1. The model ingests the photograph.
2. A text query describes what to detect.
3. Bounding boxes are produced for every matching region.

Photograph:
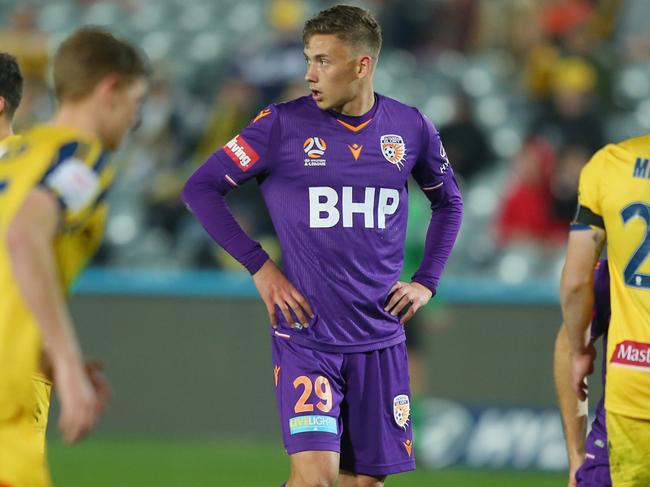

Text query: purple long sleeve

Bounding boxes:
[181,154,269,274]
[411,175,463,294]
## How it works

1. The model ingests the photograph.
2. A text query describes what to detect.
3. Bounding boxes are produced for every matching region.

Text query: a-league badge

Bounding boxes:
[380,134,406,170]
[393,394,411,429]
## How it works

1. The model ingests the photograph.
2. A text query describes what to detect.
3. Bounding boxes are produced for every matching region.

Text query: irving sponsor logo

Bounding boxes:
[289,415,337,435]
[610,341,650,371]
[224,135,259,171]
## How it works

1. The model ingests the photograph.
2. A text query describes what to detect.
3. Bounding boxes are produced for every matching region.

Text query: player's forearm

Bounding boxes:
[554,326,587,464]
[560,271,594,354]
[7,223,84,369]
[411,178,463,293]
[182,156,269,274]
[560,229,603,354]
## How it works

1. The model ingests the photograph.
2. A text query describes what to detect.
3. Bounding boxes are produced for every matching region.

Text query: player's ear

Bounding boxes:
[96,73,125,106]
[0,96,6,117]
[357,55,372,79]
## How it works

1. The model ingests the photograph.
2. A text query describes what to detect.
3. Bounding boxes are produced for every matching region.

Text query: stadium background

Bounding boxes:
[2,0,645,484]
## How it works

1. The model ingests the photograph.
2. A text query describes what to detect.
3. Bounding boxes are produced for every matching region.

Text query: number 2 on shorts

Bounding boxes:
[293,375,332,413]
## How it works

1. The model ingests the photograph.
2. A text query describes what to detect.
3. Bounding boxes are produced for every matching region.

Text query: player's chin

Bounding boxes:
[311,92,329,109]
[314,97,329,109]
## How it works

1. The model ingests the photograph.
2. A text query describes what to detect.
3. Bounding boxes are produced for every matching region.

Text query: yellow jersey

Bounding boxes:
[0,125,113,420]
[576,134,650,419]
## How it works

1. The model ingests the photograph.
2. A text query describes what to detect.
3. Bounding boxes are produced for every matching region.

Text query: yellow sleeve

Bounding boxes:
[575,146,609,228]
[41,140,104,213]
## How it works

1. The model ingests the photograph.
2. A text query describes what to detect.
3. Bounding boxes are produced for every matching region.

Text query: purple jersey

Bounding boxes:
[591,260,611,386]
[183,94,462,353]
[576,259,611,486]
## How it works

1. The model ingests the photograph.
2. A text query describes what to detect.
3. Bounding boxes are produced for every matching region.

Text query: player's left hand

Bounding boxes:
[385,281,433,324]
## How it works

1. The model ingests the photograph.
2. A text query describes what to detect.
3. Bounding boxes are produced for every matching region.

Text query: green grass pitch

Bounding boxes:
[48,437,566,486]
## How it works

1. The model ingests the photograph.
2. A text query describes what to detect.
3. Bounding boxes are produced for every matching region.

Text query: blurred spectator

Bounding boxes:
[13,74,52,131]
[0,6,48,82]
[531,56,604,154]
[540,0,593,39]
[438,90,492,183]
[234,0,306,103]
[377,0,433,53]
[379,0,479,56]
[615,0,650,62]
[550,144,590,223]
[496,137,566,247]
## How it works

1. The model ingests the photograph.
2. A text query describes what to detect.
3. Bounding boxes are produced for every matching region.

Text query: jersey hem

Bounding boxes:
[340,459,416,476]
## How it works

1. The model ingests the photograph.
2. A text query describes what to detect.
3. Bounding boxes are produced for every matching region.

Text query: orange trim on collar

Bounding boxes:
[336,118,373,132]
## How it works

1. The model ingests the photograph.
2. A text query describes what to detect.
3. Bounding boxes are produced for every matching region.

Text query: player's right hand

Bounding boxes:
[85,359,112,416]
[252,259,314,328]
[570,344,597,401]
[53,359,100,444]
[567,453,583,487]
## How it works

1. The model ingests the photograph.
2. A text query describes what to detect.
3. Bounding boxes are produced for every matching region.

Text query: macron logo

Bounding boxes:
[224,135,259,172]
[611,341,650,371]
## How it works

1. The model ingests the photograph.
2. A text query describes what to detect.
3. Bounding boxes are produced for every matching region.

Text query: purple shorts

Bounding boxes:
[576,403,611,487]
[271,336,415,477]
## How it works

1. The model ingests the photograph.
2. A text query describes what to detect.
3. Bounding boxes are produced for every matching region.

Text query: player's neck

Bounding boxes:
[50,103,102,142]
[0,121,12,140]
[333,87,375,117]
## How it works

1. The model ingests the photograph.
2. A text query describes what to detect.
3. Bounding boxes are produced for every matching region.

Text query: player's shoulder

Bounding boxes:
[272,95,319,119]
[616,133,650,156]
[0,134,23,158]
[593,133,650,166]
[0,134,22,145]
[25,124,103,167]
[22,124,99,156]
[247,97,316,133]
[376,93,424,119]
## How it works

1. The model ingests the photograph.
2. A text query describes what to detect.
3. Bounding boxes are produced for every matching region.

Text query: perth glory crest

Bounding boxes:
[381,134,406,170]
[393,394,411,429]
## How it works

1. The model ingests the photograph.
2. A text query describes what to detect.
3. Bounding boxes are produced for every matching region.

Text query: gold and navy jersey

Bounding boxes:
[575,133,650,419]
[0,125,112,419]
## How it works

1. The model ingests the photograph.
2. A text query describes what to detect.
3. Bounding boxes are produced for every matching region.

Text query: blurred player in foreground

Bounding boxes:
[0,49,112,470]
[561,133,650,486]
[555,260,611,487]
[0,28,148,486]
[183,5,463,486]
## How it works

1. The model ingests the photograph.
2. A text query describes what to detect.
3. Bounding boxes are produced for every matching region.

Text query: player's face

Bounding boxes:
[304,34,366,111]
[101,77,148,150]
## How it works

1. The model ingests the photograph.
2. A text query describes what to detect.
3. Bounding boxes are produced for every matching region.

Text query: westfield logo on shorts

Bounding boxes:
[610,341,650,371]
[224,135,259,171]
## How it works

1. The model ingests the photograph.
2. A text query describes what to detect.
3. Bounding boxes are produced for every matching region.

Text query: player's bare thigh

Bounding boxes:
[339,469,386,487]
[288,450,339,487]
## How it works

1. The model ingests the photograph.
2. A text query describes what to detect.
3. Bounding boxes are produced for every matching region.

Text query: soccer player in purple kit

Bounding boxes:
[554,259,611,487]
[182,5,463,486]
